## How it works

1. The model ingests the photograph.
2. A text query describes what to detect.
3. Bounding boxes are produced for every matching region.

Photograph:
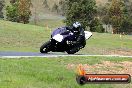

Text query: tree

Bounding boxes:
[90,18,105,33]
[18,0,32,24]
[0,0,4,18]
[6,0,19,22]
[108,0,124,34]
[120,18,132,34]
[122,0,132,34]
[6,0,32,24]
[125,0,132,21]
[65,0,97,29]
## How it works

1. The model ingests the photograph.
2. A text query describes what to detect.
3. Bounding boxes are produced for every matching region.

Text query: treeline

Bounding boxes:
[97,0,132,34]
[64,0,132,34]
[6,0,32,24]
[0,0,65,23]
[42,0,132,34]
[0,0,132,34]
[0,0,31,24]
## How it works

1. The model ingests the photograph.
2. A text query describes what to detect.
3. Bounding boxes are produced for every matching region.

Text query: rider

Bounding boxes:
[66,22,86,52]
[72,22,85,43]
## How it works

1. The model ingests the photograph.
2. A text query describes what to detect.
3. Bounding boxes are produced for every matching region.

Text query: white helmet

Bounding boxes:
[73,22,81,28]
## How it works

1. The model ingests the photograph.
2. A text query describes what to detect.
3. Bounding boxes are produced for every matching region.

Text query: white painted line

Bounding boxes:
[0,55,132,58]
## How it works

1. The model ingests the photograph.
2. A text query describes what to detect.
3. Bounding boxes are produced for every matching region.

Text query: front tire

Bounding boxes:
[40,41,51,53]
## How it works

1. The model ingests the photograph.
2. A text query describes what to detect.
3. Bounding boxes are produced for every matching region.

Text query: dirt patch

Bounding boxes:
[66,61,132,75]
[109,50,132,56]
[81,48,132,56]
[67,61,132,88]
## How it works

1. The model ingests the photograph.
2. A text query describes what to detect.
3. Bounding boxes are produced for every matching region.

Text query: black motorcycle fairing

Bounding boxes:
[40,26,87,54]
[49,39,69,52]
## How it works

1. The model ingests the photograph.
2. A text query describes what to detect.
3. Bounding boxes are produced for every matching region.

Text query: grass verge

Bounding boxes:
[0,56,132,88]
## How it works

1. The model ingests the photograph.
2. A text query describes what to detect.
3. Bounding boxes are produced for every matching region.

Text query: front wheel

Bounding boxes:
[40,41,51,53]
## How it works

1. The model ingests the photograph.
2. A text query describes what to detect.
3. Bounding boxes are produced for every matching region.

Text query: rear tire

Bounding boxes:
[40,41,51,53]
[66,47,80,54]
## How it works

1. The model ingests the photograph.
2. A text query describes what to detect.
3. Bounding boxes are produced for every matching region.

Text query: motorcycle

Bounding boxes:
[40,27,92,54]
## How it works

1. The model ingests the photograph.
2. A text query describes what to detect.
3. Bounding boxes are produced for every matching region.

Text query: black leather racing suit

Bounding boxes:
[66,26,86,51]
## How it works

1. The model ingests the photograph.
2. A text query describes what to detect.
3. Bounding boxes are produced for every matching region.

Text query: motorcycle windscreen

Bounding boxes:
[52,27,76,42]
[84,31,92,40]
[52,27,67,37]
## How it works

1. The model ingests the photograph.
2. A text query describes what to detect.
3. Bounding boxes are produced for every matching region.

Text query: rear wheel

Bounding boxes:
[66,47,80,54]
[40,41,51,53]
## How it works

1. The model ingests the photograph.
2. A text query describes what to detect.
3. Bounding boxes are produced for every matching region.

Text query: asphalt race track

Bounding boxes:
[0,51,132,58]
[0,51,55,56]
[0,51,67,58]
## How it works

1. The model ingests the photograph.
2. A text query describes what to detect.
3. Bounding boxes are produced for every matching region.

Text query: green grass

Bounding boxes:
[0,20,132,55]
[0,20,51,52]
[80,33,132,54]
[0,56,131,88]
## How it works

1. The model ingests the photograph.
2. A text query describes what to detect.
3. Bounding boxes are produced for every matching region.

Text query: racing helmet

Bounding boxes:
[73,22,81,29]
